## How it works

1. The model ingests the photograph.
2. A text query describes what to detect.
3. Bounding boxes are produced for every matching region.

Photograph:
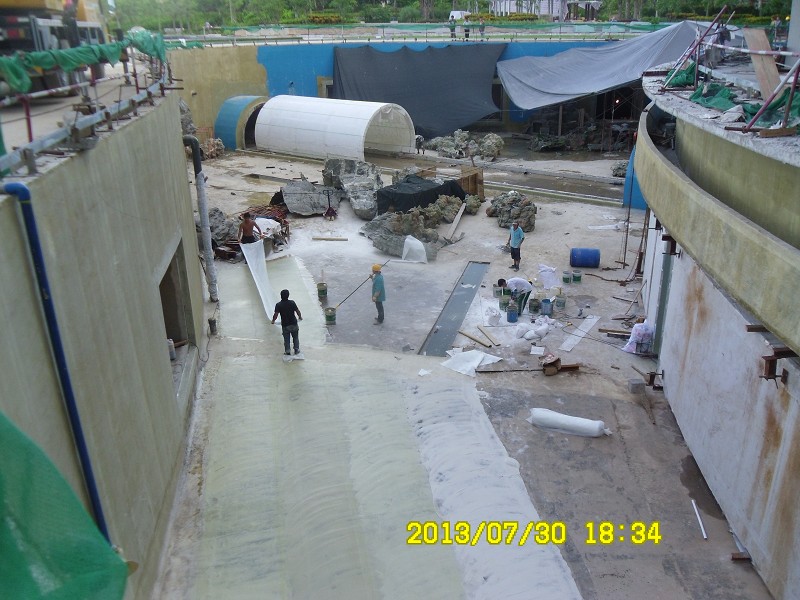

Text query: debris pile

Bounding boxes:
[485,190,537,230]
[427,129,504,160]
[612,161,628,177]
[201,138,226,159]
[323,159,383,220]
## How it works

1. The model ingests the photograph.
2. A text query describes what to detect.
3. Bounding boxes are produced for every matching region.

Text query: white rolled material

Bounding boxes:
[527,408,612,437]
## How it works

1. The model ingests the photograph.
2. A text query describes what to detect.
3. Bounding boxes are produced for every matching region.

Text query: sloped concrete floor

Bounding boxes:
[156,149,772,599]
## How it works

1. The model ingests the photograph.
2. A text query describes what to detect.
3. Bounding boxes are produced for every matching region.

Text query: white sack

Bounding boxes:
[402,235,428,263]
[485,307,501,326]
[515,323,534,338]
[527,408,612,437]
[538,264,560,289]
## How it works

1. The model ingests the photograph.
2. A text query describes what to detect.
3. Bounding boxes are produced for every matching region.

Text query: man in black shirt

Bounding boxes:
[271,289,303,355]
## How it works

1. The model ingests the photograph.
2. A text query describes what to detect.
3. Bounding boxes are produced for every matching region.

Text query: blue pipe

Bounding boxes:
[4,182,111,542]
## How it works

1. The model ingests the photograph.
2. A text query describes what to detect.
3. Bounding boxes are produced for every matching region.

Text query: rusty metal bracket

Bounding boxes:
[761,347,796,382]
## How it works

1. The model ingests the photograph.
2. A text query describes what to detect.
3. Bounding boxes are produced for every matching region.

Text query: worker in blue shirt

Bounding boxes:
[507,221,525,271]
[371,264,386,324]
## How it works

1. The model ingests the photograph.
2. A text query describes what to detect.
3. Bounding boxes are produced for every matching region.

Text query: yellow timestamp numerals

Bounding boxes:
[407,521,567,546]
[584,521,662,545]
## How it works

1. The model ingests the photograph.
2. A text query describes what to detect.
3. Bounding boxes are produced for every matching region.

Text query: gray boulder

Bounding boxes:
[324,159,383,220]
[361,213,438,260]
[281,179,341,216]
[205,207,238,244]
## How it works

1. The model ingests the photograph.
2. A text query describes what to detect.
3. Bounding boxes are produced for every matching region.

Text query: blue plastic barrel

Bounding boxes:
[540,298,553,316]
[570,248,601,268]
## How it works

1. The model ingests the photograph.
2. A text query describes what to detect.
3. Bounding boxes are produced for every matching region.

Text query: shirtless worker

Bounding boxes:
[237,212,262,244]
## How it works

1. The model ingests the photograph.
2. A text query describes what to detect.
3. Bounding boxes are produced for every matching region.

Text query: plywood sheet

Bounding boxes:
[742,28,781,99]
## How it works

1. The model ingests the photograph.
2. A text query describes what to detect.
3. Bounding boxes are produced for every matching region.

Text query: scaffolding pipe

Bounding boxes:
[183,135,219,302]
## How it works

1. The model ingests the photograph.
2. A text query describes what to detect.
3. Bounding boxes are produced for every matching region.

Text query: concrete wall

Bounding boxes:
[636,112,800,600]
[168,46,268,134]
[675,120,800,250]
[0,94,205,599]
[634,115,800,356]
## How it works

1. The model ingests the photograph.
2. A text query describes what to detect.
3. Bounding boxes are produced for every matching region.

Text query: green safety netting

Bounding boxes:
[0,30,166,94]
[0,410,128,599]
[666,60,696,87]
[690,83,800,128]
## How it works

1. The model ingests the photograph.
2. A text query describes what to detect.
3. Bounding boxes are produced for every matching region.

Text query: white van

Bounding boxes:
[449,10,471,20]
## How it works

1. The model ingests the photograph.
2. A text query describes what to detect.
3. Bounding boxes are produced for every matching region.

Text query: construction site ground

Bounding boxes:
[154,142,774,600]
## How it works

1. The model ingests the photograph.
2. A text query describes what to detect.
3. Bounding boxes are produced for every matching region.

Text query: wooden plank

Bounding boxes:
[759,127,797,138]
[477,324,500,346]
[457,329,492,348]
[444,203,467,241]
[742,28,781,100]
[598,327,631,335]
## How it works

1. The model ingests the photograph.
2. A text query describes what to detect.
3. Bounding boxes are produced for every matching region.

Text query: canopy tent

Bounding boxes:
[331,44,507,139]
[254,95,415,161]
[377,175,466,214]
[496,21,698,111]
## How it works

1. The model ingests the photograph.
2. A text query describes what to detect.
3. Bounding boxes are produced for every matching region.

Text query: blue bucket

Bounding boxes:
[507,307,518,323]
[570,248,601,268]
[540,298,553,316]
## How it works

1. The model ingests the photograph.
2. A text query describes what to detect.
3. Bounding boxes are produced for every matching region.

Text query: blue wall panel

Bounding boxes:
[257,41,610,99]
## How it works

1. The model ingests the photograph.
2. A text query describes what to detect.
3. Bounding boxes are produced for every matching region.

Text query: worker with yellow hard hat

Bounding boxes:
[370,264,386,324]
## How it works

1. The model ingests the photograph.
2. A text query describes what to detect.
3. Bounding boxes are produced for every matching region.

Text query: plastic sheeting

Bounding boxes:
[240,239,280,326]
[254,95,415,162]
[402,236,427,263]
[331,44,507,139]
[377,174,465,214]
[497,21,699,111]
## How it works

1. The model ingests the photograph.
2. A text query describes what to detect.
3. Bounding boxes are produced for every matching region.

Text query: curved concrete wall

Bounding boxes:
[636,107,800,600]
[634,114,800,355]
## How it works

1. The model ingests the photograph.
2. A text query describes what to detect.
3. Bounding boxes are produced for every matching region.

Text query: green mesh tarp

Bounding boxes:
[0,410,128,599]
[0,31,166,93]
[690,84,800,128]
[666,61,696,87]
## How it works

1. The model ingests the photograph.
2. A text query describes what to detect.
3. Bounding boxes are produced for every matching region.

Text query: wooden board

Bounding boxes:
[445,203,467,241]
[477,324,500,346]
[742,29,781,100]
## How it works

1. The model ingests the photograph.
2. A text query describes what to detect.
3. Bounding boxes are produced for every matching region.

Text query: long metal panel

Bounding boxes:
[419,260,489,356]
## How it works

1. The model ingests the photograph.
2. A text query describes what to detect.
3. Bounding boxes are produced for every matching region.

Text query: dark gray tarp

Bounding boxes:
[377,175,466,214]
[496,21,699,110]
[332,44,507,139]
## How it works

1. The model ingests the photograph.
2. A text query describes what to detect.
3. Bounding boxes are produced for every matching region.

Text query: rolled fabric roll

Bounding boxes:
[527,408,612,437]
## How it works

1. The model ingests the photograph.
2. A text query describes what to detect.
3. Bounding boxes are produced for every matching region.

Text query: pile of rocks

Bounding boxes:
[612,161,628,177]
[323,159,384,220]
[427,130,505,160]
[201,138,226,159]
[485,190,537,231]
[360,213,439,261]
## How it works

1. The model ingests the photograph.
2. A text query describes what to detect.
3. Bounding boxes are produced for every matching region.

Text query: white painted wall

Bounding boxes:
[656,247,800,600]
